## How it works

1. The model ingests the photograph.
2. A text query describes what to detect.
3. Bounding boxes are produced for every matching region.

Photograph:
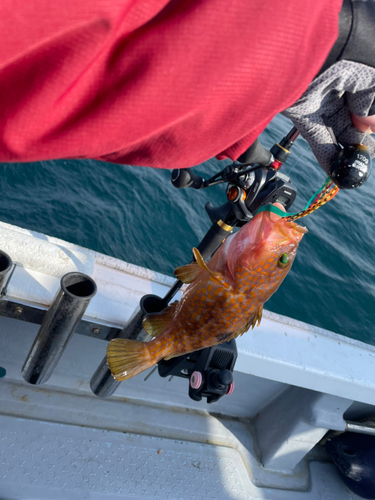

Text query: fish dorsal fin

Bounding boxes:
[192,248,223,285]
[174,262,201,284]
[142,303,177,338]
[226,305,263,341]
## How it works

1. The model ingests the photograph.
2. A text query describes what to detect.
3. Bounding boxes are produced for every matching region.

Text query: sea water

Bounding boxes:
[0,115,374,345]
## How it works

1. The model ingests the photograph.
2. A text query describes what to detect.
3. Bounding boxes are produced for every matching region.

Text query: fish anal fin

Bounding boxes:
[107,339,153,381]
[142,303,177,338]
[174,263,201,284]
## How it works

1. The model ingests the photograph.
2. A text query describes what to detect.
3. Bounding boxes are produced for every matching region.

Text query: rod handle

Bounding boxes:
[171,169,205,189]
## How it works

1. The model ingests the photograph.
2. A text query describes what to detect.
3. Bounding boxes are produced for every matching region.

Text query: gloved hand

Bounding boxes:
[282,60,375,175]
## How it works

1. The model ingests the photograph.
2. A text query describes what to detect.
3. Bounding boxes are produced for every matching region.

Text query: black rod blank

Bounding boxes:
[22,272,97,385]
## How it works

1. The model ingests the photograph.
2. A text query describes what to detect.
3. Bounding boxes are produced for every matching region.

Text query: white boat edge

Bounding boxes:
[1,219,374,406]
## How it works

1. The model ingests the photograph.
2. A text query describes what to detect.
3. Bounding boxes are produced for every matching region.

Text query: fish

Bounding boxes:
[107,205,307,381]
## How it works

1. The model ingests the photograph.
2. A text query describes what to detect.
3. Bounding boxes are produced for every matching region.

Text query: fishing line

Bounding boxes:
[286,142,311,176]
[360,126,372,145]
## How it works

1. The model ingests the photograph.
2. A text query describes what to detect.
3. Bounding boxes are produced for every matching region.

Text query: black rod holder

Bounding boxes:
[90,294,165,398]
[0,250,13,295]
[22,272,97,385]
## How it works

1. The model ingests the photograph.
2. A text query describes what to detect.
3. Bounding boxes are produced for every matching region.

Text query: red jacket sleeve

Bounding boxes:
[0,0,341,167]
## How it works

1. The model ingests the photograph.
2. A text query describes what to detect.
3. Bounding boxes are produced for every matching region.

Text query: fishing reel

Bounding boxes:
[171,133,298,227]
[158,339,237,404]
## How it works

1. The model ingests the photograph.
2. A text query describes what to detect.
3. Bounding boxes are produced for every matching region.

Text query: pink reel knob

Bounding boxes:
[190,371,202,389]
[227,382,234,395]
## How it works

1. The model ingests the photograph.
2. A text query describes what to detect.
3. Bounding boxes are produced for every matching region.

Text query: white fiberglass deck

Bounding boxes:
[0,415,356,500]
[0,317,363,500]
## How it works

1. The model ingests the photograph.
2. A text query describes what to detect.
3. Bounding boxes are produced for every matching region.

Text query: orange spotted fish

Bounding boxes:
[107,206,307,381]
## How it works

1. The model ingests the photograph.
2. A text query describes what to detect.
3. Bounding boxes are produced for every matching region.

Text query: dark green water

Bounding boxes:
[0,115,374,345]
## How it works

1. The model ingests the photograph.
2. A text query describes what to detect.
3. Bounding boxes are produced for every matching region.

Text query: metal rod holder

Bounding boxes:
[90,294,165,398]
[345,420,375,436]
[22,272,97,385]
[0,250,13,295]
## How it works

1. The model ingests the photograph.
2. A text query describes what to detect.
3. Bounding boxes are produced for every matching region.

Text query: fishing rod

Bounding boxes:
[91,124,372,401]
[154,128,372,402]
[90,126,302,401]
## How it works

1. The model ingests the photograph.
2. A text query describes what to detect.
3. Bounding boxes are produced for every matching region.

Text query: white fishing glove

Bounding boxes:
[282,60,375,175]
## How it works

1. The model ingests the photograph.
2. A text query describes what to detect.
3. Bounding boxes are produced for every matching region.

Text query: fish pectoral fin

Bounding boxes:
[107,339,153,381]
[192,247,223,284]
[174,263,201,284]
[142,303,177,337]
[227,306,264,340]
[174,245,222,284]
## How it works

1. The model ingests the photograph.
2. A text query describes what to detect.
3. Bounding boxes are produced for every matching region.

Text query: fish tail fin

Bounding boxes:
[107,339,154,381]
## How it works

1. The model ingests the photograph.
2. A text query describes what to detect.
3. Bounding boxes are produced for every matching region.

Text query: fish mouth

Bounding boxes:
[262,204,308,241]
[271,203,308,236]
[276,219,308,245]
[285,220,308,234]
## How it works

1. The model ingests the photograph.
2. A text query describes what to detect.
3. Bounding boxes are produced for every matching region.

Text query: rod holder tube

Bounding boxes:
[22,272,97,385]
[345,420,375,436]
[90,294,165,398]
[0,250,13,295]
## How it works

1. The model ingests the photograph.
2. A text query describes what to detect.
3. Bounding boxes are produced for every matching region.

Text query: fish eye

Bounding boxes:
[278,253,289,268]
